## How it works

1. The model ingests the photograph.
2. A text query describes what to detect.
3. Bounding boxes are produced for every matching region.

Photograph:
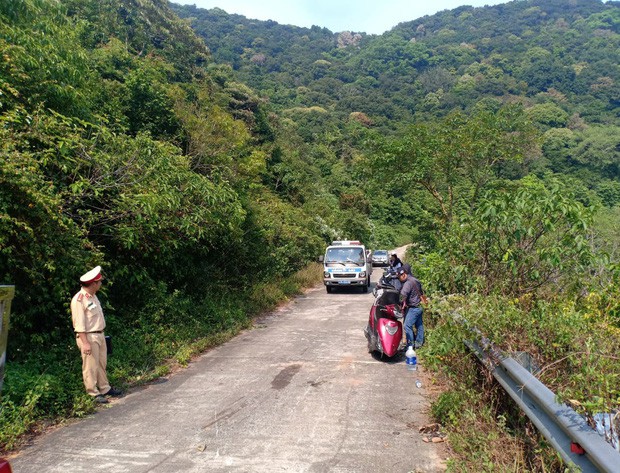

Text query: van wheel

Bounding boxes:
[362,284,368,293]
[326,286,333,293]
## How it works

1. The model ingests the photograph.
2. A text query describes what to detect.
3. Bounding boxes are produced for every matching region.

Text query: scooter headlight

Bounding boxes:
[384,324,399,336]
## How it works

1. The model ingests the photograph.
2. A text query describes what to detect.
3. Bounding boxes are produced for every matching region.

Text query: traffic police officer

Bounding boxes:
[71,266,121,403]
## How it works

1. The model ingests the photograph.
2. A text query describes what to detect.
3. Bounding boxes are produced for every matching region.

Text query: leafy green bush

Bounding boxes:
[425,175,595,296]
[431,390,469,427]
[424,292,620,471]
[0,351,94,451]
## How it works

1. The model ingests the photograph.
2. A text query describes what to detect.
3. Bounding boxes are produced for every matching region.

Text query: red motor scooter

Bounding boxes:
[364,270,404,358]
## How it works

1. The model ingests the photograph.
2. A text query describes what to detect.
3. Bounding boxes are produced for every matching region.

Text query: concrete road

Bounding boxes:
[11,267,447,472]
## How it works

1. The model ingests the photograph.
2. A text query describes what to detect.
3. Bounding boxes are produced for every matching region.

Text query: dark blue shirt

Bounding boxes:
[400,275,423,307]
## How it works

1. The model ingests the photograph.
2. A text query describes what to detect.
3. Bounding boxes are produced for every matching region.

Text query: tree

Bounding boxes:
[365,105,539,224]
[435,175,595,296]
[541,127,576,173]
[573,125,620,179]
[125,59,180,138]
[526,103,569,129]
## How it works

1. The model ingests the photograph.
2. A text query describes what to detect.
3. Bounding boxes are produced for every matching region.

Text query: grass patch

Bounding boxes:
[247,262,323,314]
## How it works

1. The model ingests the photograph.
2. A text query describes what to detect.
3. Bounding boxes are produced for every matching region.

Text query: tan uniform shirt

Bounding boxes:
[71,289,105,333]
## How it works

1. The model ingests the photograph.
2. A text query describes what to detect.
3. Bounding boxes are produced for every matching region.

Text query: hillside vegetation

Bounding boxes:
[174,0,620,207]
[1,0,619,469]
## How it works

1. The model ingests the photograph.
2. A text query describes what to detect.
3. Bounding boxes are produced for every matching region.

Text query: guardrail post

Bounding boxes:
[0,285,15,394]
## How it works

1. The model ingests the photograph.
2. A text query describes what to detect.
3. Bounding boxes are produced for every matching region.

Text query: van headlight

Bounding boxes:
[359,271,366,278]
[324,272,330,278]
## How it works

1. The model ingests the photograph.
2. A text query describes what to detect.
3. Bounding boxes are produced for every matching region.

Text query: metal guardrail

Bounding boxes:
[465,336,620,473]
[0,285,15,394]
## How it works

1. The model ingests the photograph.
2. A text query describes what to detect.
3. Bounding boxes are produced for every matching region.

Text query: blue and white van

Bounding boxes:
[320,241,372,293]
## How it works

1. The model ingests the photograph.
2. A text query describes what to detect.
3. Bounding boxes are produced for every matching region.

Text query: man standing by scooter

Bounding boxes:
[397,267,425,349]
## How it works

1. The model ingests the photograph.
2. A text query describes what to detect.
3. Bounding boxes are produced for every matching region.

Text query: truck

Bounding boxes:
[319,241,373,293]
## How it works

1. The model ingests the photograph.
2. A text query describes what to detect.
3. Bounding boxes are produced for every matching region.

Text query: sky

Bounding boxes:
[172,0,511,35]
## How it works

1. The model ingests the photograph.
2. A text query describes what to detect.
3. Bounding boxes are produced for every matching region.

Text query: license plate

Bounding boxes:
[339,280,351,285]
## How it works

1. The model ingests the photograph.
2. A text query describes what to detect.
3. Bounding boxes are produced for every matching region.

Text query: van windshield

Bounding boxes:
[325,247,365,265]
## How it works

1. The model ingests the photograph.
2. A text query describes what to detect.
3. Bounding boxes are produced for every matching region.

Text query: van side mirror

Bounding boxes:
[318,255,324,263]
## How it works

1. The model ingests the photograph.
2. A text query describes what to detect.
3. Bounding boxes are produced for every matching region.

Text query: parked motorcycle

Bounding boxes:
[364,270,404,358]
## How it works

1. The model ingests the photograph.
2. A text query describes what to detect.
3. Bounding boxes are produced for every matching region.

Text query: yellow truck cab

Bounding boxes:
[319,241,373,293]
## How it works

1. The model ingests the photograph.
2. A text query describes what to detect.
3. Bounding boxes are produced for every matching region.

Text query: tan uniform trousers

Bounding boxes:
[76,332,110,397]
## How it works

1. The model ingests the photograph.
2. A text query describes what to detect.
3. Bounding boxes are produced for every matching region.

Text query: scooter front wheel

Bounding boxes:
[364,326,374,353]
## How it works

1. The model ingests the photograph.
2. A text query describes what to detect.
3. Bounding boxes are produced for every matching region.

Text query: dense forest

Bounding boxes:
[1,0,619,469]
[173,0,620,208]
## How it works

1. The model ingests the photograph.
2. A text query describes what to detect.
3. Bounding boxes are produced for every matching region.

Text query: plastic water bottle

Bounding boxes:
[405,346,417,371]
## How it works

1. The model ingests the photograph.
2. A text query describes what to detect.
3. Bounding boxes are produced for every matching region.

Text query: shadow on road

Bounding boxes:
[368,350,406,364]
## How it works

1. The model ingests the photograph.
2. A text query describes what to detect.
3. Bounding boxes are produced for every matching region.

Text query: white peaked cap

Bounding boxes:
[80,266,102,283]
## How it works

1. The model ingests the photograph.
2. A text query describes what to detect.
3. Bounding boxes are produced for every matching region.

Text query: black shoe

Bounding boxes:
[104,387,123,397]
[94,394,109,404]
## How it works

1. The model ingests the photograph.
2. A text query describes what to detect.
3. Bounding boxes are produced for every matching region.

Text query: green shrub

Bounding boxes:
[424,292,620,471]
[432,390,469,426]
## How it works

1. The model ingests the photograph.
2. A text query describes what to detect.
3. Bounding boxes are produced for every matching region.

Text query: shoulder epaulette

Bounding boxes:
[77,293,84,302]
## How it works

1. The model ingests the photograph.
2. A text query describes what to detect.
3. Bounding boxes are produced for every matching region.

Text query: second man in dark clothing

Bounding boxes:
[397,267,425,349]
